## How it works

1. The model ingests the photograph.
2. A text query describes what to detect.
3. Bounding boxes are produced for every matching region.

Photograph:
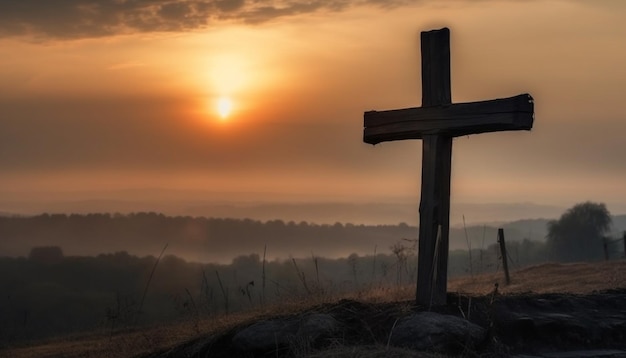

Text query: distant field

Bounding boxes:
[448,260,626,295]
[2,259,625,358]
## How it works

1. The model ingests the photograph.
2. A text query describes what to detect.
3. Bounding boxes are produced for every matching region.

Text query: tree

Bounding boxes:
[546,201,611,262]
[28,246,64,264]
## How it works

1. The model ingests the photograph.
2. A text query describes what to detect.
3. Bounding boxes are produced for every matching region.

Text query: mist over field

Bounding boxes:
[0,188,597,225]
[2,210,626,264]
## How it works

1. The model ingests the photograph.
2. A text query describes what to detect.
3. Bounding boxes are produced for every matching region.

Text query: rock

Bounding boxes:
[298,313,340,341]
[541,350,626,358]
[388,312,486,353]
[492,291,626,350]
[231,313,340,352]
[232,319,298,351]
[153,337,214,358]
[143,289,626,357]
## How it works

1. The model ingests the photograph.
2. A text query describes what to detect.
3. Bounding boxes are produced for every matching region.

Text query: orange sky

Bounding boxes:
[1,0,626,224]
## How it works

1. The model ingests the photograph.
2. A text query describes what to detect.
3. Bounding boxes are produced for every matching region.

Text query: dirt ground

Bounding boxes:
[3,260,626,358]
[142,260,626,357]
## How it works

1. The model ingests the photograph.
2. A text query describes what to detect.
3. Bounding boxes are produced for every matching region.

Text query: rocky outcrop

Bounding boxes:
[388,312,486,352]
[231,313,340,352]
[493,291,626,352]
[143,289,626,358]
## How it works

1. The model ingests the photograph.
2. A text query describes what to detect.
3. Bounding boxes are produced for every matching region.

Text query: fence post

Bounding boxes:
[497,228,511,285]
[603,237,610,261]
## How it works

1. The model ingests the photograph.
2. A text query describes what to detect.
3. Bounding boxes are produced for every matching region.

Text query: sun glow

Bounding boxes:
[190,31,288,124]
[210,54,249,95]
[217,96,233,119]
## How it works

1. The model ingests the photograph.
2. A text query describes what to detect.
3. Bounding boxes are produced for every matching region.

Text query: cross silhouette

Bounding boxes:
[363,28,534,306]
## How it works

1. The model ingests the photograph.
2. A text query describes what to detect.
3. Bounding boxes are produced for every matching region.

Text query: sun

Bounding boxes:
[216,96,233,119]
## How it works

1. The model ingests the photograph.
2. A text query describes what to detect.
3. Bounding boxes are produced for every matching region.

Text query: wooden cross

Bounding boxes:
[363,28,534,306]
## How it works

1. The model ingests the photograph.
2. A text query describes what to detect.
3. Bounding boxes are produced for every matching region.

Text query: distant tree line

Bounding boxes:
[0,213,420,262]
[546,201,615,262]
[0,212,550,262]
[1,202,622,346]
[0,236,549,346]
[0,247,394,345]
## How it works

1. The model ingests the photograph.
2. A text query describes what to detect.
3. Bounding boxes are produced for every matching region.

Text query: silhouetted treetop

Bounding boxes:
[547,201,612,262]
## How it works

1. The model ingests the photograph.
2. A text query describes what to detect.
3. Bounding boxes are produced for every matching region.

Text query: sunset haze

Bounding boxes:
[2,0,626,226]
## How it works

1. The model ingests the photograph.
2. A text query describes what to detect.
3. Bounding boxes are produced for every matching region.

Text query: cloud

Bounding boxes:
[0,0,212,38]
[0,0,408,40]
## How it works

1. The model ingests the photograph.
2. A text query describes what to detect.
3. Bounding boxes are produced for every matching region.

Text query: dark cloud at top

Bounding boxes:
[0,0,404,39]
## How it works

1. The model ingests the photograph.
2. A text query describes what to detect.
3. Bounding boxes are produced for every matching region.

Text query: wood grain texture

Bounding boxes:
[415,28,452,307]
[364,94,534,144]
[421,27,451,107]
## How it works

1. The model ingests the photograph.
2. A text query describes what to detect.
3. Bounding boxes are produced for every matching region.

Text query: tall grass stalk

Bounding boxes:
[463,215,473,278]
[480,225,486,273]
[312,252,320,289]
[371,245,377,289]
[184,288,200,333]
[262,244,267,306]
[136,243,168,325]
[292,258,311,294]
[215,270,229,314]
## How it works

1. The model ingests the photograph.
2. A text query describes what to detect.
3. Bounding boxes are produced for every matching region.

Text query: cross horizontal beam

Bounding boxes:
[363,93,534,145]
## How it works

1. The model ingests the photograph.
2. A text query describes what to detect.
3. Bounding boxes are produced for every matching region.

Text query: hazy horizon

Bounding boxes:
[2,187,626,226]
[2,1,626,230]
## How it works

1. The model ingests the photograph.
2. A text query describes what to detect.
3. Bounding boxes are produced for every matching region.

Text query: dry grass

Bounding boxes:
[304,345,445,358]
[0,295,343,358]
[2,259,625,358]
[448,259,626,295]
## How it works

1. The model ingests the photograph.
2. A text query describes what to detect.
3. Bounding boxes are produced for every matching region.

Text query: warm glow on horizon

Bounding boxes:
[200,51,256,123]
[210,54,248,95]
[217,96,233,119]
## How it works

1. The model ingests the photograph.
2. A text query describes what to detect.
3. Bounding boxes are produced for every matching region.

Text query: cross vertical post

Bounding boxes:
[417,28,452,306]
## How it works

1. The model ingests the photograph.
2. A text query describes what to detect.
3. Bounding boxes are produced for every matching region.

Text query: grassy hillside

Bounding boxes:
[3,259,625,358]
